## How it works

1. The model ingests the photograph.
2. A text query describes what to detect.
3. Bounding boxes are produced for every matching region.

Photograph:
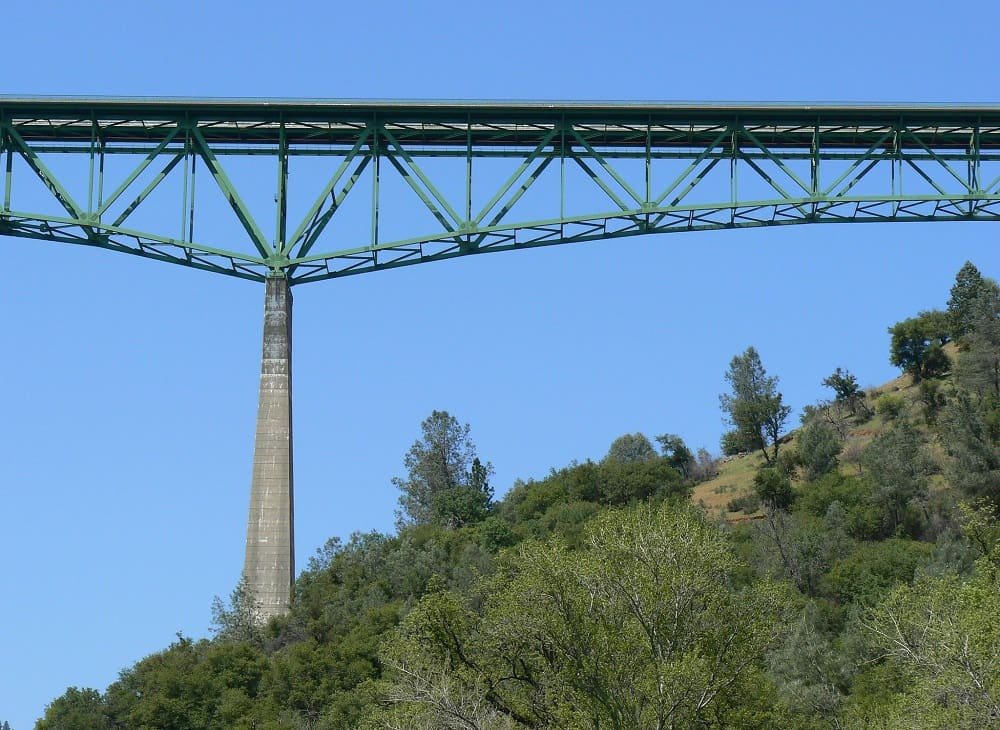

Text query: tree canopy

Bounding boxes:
[888,310,951,381]
[373,502,791,729]
[393,410,494,528]
[948,260,990,338]
[719,346,791,463]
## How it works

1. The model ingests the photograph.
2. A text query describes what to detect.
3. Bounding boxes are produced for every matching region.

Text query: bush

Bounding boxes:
[874,393,905,420]
[797,419,842,481]
[795,472,881,540]
[754,468,795,511]
[727,492,762,514]
[820,538,933,606]
[476,517,517,552]
[597,458,688,506]
[721,429,744,456]
[918,379,947,424]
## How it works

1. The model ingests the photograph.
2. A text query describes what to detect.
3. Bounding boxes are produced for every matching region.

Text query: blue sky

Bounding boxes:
[3,1,1000,727]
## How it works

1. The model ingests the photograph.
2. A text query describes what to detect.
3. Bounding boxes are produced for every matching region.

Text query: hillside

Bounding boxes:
[34,265,1000,730]
[694,360,951,520]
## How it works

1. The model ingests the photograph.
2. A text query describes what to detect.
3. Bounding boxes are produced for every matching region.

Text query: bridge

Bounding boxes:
[5,97,1000,619]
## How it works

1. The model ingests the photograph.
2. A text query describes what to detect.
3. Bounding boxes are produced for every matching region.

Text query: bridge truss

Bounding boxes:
[4,98,1000,285]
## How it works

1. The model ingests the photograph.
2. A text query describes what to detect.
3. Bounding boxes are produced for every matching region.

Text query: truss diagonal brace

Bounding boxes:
[569,128,645,206]
[473,127,559,225]
[190,127,272,260]
[4,124,86,220]
[284,127,373,259]
[98,126,182,216]
[292,155,371,264]
[381,127,463,227]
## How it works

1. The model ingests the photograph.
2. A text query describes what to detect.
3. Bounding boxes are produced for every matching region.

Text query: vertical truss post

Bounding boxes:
[244,274,294,620]
[730,127,738,225]
[3,131,11,213]
[559,121,566,219]
[971,122,981,215]
[275,123,288,253]
[371,123,380,248]
[87,118,96,214]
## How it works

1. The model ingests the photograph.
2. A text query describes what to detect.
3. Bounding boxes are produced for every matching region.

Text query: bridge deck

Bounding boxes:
[4,97,1000,149]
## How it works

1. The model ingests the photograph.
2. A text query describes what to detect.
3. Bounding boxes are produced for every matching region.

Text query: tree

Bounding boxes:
[862,422,935,535]
[689,447,720,482]
[393,411,493,528]
[655,432,694,478]
[36,688,108,730]
[862,550,1000,728]
[719,346,792,464]
[754,468,795,511]
[888,310,952,382]
[604,432,657,463]
[947,260,989,338]
[797,418,842,482]
[822,367,861,402]
[955,279,1000,402]
[940,391,1000,505]
[211,575,265,645]
[374,502,791,728]
[596,457,686,505]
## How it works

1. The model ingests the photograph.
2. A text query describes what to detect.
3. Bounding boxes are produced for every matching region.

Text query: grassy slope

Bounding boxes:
[692,349,957,520]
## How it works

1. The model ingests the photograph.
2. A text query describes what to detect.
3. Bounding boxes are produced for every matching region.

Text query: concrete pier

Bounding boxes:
[243,275,294,620]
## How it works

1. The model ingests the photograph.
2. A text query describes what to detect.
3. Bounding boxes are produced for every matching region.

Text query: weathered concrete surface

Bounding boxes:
[244,275,294,620]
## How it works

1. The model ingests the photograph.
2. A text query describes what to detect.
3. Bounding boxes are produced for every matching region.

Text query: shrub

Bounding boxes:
[874,393,905,420]
[797,419,842,481]
[727,492,762,514]
[754,468,795,511]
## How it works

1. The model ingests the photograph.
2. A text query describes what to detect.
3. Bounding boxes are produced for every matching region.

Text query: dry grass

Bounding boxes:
[692,450,765,513]
[690,344,962,520]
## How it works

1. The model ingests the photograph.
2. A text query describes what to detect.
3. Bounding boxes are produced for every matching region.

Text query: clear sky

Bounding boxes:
[3,1,1000,727]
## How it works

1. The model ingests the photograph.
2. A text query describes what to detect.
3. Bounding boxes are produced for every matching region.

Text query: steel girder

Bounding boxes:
[3,97,1000,285]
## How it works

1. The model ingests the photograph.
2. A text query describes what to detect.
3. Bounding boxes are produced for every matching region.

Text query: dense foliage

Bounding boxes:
[37,261,1000,729]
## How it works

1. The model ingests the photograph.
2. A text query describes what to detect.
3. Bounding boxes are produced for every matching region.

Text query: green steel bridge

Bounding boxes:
[4,98,1000,284]
[6,97,1000,619]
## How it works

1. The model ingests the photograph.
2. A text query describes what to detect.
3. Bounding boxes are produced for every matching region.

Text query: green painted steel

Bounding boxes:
[3,97,1000,284]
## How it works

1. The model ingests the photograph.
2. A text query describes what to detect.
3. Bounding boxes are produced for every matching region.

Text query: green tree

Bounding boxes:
[36,688,107,730]
[955,278,1000,401]
[596,456,686,506]
[754,467,795,511]
[797,418,842,482]
[862,558,1000,728]
[719,346,792,464]
[888,310,952,382]
[947,260,989,338]
[767,601,855,721]
[374,502,791,729]
[656,432,694,478]
[822,367,861,402]
[211,575,265,645]
[940,391,1000,504]
[604,432,657,463]
[749,506,852,596]
[862,422,935,535]
[393,411,493,528]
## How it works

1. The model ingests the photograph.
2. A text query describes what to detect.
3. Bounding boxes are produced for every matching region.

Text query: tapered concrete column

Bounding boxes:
[244,274,294,620]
